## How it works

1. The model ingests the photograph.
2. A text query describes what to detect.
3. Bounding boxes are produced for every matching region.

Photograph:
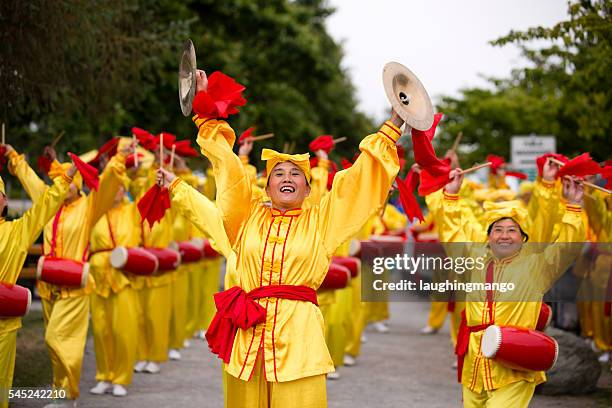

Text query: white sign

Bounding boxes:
[511,135,556,169]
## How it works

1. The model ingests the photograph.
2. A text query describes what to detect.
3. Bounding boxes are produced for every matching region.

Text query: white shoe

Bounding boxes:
[198,330,206,340]
[112,384,128,397]
[451,360,458,369]
[183,339,191,348]
[373,322,389,333]
[361,334,368,343]
[326,371,341,380]
[168,349,182,360]
[145,361,160,374]
[343,355,356,366]
[598,352,610,363]
[43,402,76,408]
[420,325,438,335]
[89,381,112,395]
[134,360,148,372]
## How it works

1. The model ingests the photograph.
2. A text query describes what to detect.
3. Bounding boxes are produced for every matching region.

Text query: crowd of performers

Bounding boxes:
[0,68,610,408]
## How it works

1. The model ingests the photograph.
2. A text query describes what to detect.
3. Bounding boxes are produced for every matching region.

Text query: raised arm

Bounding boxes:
[85,151,128,230]
[317,117,401,256]
[7,146,48,202]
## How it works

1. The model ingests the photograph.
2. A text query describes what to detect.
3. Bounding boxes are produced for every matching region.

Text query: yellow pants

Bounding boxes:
[169,267,189,349]
[225,354,327,408]
[137,285,171,362]
[592,301,612,352]
[0,330,17,408]
[462,381,535,408]
[427,301,448,329]
[320,290,346,367]
[90,287,139,385]
[185,263,202,337]
[42,295,89,399]
[366,301,389,324]
[345,277,367,358]
[577,301,594,338]
[200,258,222,330]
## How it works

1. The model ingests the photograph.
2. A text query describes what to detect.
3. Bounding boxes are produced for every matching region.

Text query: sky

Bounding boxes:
[326,0,569,121]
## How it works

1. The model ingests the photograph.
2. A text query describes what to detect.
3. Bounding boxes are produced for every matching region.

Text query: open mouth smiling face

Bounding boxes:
[266,161,310,210]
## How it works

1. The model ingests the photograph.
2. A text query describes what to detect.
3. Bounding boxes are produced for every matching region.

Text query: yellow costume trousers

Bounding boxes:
[426,301,448,329]
[185,263,202,337]
[577,301,594,338]
[462,381,535,408]
[169,267,189,349]
[90,287,139,385]
[225,354,327,408]
[0,330,17,408]
[592,301,612,352]
[199,258,222,330]
[345,277,366,358]
[137,285,171,362]
[42,295,89,399]
[367,301,389,324]
[320,293,346,367]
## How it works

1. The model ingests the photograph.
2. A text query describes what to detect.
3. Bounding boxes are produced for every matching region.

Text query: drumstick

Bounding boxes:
[249,133,274,142]
[333,137,347,144]
[51,131,65,148]
[170,145,176,169]
[451,131,463,152]
[1,123,5,145]
[459,162,492,175]
[132,134,139,167]
[549,157,611,194]
[159,133,164,170]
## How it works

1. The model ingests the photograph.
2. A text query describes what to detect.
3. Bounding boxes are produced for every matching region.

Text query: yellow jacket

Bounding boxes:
[9,151,127,299]
[193,116,400,382]
[441,192,585,392]
[0,174,71,333]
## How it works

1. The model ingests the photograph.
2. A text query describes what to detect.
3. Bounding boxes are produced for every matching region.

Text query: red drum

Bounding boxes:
[143,248,181,272]
[36,256,89,288]
[536,303,553,331]
[178,241,203,263]
[481,325,558,372]
[320,263,350,290]
[189,238,220,259]
[0,283,31,318]
[111,246,159,276]
[332,256,360,278]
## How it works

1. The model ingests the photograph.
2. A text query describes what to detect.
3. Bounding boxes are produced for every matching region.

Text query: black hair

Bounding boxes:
[487,217,529,242]
[1,206,7,218]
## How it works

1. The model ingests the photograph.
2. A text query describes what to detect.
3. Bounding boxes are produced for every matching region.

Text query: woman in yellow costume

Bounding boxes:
[442,164,585,408]
[88,172,142,397]
[0,146,74,408]
[157,69,402,408]
[8,144,128,407]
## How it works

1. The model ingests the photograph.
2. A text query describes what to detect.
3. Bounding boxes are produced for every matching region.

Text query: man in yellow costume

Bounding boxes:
[442,165,585,408]
[0,146,74,408]
[7,143,128,407]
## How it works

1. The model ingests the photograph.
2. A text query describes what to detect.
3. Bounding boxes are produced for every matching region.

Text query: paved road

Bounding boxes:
[13,301,611,407]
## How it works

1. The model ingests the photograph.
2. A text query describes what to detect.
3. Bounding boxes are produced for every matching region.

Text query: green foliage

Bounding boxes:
[436,0,611,165]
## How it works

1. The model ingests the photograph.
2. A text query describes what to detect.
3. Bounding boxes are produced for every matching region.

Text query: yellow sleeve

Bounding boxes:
[85,152,127,229]
[169,178,232,258]
[583,190,610,239]
[527,178,560,242]
[308,158,330,206]
[8,150,48,202]
[316,121,400,255]
[439,191,465,243]
[0,175,71,283]
[194,116,252,247]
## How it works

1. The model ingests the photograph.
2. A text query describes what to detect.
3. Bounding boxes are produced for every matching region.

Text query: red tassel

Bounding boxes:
[192,71,247,118]
[67,152,100,191]
[536,153,569,178]
[309,135,335,154]
[396,170,424,222]
[558,153,602,178]
[238,127,255,144]
[137,185,171,227]
[486,154,506,174]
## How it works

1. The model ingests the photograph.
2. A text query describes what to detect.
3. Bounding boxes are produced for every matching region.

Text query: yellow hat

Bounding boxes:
[483,200,529,235]
[261,149,311,185]
[0,175,5,195]
[489,189,517,202]
[48,162,83,190]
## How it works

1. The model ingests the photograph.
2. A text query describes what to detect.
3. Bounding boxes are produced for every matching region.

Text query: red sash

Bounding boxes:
[205,285,318,363]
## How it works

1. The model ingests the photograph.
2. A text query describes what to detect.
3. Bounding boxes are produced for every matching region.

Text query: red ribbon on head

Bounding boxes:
[411,113,451,195]
[192,71,247,118]
[67,152,100,191]
[88,138,120,169]
[205,285,318,363]
[536,153,569,178]
[558,153,602,179]
[395,169,424,222]
[137,184,171,227]
[238,127,255,144]
[132,127,158,151]
[309,135,335,154]
[174,140,198,157]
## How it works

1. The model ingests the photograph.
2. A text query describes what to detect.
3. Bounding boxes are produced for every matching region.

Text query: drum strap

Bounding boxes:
[47,205,90,263]
[107,215,117,247]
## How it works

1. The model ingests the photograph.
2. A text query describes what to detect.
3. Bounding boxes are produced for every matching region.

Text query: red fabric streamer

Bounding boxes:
[411,113,450,195]
[132,127,158,151]
[37,155,53,175]
[0,146,6,172]
[205,285,318,364]
[340,158,352,169]
[486,154,506,174]
[137,185,171,227]
[396,169,424,222]
[309,157,338,173]
[192,71,247,118]
[505,170,528,180]
[174,140,198,157]
[238,127,255,144]
[309,135,335,154]
[536,153,569,178]
[558,153,602,179]
[67,152,100,191]
[156,132,177,150]
[89,138,120,169]
[125,153,144,169]
[601,165,612,189]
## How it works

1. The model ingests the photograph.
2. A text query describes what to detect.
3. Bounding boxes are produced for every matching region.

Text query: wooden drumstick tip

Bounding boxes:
[460,162,492,175]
